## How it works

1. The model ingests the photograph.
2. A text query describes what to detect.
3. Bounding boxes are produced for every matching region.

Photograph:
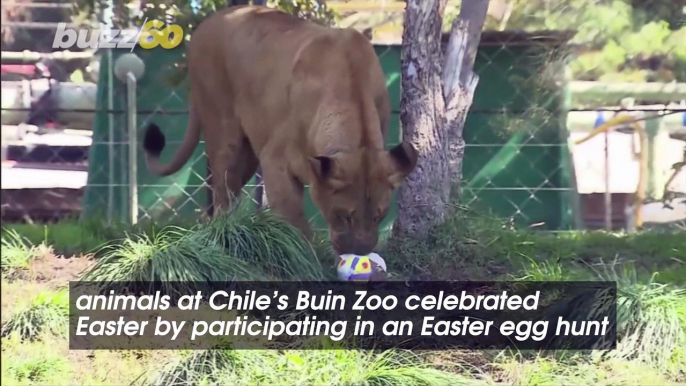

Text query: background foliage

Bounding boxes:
[446,0,686,82]
[3,0,683,82]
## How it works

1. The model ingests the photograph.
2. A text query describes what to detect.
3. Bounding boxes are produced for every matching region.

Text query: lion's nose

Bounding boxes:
[351,244,374,255]
[331,232,377,255]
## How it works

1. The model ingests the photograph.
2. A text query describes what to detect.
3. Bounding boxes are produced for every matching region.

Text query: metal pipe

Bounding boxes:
[107,50,115,224]
[127,72,138,225]
[102,0,116,225]
[2,50,93,64]
[604,129,611,231]
[634,121,648,229]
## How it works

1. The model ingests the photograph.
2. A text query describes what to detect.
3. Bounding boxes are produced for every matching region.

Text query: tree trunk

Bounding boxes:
[393,0,490,238]
[393,0,451,238]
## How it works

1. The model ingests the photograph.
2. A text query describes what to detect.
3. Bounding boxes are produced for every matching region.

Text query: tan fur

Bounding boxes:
[143,5,418,255]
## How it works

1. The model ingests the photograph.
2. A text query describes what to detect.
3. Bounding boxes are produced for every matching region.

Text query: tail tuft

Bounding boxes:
[143,123,166,157]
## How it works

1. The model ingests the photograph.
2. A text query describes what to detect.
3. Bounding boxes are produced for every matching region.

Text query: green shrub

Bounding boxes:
[187,204,325,280]
[614,277,686,374]
[1,289,69,340]
[150,347,472,386]
[80,202,326,295]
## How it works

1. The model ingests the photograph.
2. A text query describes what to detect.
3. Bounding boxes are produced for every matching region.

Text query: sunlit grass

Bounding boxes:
[1,289,69,340]
[1,229,48,279]
[150,347,475,386]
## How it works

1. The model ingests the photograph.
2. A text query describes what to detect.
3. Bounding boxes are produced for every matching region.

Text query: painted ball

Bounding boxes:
[337,253,387,281]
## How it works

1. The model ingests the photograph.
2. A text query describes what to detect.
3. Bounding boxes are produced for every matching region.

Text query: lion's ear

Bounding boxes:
[388,141,418,188]
[309,156,335,181]
[362,28,373,41]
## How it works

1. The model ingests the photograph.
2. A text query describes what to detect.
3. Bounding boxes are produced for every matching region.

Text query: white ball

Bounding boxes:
[114,53,145,82]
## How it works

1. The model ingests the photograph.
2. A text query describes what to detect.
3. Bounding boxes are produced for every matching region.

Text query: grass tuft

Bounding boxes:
[79,227,260,296]
[363,350,475,386]
[383,205,509,280]
[496,353,678,386]
[1,229,47,279]
[149,349,239,386]
[512,257,569,281]
[188,203,326,280]
[1,289,69,340]
[81,201,326,292]
[1,334,72,386]
[150,348,472,386]
[584,261,686,374]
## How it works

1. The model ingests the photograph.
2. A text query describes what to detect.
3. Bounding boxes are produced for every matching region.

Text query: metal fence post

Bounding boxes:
[126,72,138,225]
[115,52,145,225]
[101,0,116,225]
[604,126,611,231]
[107,49,116,225]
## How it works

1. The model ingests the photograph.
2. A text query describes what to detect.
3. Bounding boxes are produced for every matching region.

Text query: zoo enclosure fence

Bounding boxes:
[2,0,685,232]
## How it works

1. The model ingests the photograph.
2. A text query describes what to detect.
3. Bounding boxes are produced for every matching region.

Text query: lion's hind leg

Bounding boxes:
[204,117,259,215]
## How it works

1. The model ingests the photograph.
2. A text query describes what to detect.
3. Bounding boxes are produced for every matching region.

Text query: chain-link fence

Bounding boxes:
[2,0,685,231]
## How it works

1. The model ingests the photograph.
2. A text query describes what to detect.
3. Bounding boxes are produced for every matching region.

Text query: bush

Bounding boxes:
[1,289,69,340]
[80,202,327,296]
[150,347,472,386]
[608,268,686,375]
[1,229,46,279]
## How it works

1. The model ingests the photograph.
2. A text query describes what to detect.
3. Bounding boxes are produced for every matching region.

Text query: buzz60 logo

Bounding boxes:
[52,20,184,51]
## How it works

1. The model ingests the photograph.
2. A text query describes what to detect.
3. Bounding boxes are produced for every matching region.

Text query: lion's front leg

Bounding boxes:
[260,163,313,241]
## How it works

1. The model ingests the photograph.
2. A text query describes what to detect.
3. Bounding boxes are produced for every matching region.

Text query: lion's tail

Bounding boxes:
[142,104,201,177]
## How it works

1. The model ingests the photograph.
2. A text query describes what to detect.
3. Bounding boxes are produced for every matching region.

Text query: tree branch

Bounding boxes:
[442,0,489,108]
[441,0,490,189]
[457,0,490,85]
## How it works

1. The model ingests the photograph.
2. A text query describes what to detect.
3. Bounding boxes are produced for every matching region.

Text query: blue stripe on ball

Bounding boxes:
[350,256,360,271]
[348,273,371,280]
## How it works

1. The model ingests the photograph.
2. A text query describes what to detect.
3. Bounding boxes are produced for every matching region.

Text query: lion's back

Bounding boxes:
[185,5,389,145]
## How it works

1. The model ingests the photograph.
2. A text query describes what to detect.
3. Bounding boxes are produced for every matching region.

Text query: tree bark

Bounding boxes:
[443,1,490,192]
[394,0,451,238]
[393,0,490,238]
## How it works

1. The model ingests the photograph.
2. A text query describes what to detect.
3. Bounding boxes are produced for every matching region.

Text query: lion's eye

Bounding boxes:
[336,211,351,225]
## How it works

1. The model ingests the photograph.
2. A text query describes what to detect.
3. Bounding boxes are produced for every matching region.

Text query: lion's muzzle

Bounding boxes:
[331,230,379,255]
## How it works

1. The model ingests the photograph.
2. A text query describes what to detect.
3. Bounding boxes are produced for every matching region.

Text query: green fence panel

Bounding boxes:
[460,43,575,230]
[83,45,210,223]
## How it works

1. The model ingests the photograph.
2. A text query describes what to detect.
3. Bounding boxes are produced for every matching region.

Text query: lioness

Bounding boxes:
[142,5,418,255]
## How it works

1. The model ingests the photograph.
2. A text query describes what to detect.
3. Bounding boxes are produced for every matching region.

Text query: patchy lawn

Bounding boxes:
[2,207,685,385]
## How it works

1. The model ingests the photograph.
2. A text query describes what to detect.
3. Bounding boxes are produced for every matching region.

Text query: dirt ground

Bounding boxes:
[22,252,93,285]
